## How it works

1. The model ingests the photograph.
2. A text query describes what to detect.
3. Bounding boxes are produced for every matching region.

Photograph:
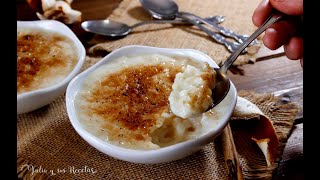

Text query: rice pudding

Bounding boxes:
[169,64,216,118]
[17,28,78,94]
[75,54,221,150]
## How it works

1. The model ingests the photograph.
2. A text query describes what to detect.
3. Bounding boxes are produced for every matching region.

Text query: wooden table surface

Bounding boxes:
[17,0,303,179]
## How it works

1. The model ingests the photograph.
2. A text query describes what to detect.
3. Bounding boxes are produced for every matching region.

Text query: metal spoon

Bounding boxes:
[81,16,224,37]
[139,0,244,53]
[208,14,283,110]
[139,0,258,45]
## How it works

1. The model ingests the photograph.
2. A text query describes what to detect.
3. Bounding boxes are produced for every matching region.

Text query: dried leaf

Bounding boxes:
[232,96,279,166]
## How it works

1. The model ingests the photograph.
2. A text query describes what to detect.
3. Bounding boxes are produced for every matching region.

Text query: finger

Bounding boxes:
[263,19,297,50]
[270,0,303,16]
[284,36,303,60]
[252,0,273,26]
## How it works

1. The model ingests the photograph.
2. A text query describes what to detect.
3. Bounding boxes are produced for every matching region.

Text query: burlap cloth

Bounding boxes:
[17,0,300,179]
[87,0,263,66]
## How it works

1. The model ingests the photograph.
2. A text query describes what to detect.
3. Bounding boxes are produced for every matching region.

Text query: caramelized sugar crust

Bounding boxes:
[17,32,76,93]
[85,64,182,141]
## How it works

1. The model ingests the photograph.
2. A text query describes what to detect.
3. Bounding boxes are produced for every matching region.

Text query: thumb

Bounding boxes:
[270,0,303,16]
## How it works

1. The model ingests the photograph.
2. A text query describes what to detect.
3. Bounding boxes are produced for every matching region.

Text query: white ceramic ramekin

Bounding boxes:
[66,45,237,164]
[17,20,86,114]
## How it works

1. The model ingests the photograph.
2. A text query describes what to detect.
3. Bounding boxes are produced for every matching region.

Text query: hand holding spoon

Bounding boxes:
[208,13,283,110]
[209,13,282,180]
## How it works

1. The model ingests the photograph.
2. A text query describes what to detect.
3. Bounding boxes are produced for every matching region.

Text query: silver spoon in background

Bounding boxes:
[139,0,258,45]
[81,16,225,37]
[139,0,245,53]
[207,13,283,110]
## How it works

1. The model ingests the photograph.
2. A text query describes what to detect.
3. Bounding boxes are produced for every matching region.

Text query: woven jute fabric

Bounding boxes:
[17,55,299,180]
[87,0,263,66]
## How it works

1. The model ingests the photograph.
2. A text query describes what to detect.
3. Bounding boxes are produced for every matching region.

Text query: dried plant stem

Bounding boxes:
[221,123,243,180]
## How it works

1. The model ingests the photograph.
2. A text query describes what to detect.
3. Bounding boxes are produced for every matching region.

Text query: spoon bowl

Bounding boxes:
[82,19,131,37]
[140,0,178,19]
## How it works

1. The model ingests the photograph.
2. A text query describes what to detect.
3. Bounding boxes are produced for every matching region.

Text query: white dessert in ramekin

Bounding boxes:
[75,54,218,150]
[17,28,78,94]
[169,64,216,119]
[66,45,237,164]
[17,20,85,114]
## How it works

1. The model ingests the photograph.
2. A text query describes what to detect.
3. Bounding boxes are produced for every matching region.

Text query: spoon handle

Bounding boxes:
[220,13,283,73]
[180,11,258,45]
[130,16,224,29]
[176,13,243,53]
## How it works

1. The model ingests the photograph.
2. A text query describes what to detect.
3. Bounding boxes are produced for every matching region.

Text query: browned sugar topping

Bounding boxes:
[17,32,75,93]
[189,69,216,111]
[85,64,182,141]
